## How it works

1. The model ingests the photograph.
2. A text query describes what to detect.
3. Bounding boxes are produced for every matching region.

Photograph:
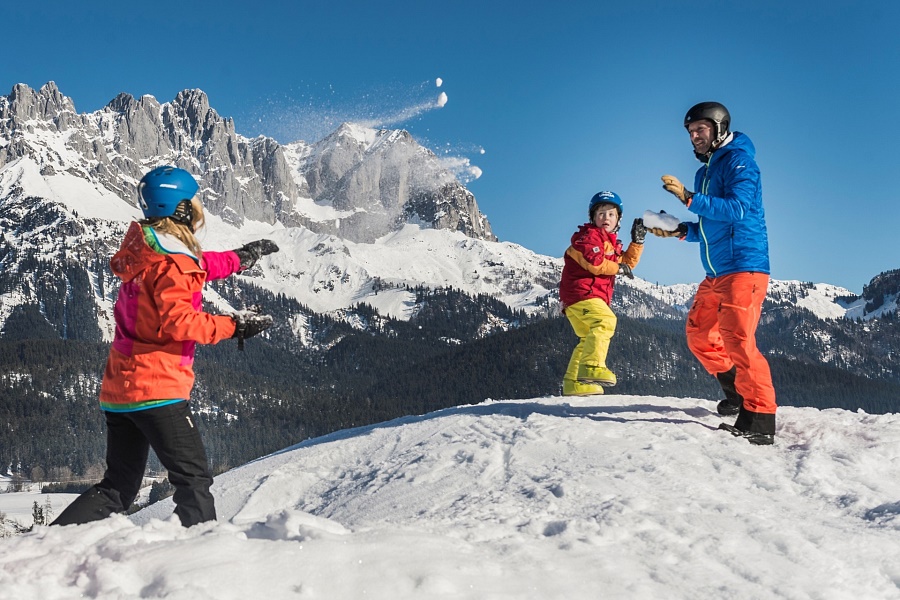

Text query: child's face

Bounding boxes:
[592,204,620,232]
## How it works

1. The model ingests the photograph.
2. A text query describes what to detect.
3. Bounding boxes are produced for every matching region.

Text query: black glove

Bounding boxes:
[648,222,688,238]
[661,175,694,206]
[630,218,646,244]
[231,307,274,350]
[617,263,634,279]
[234,239,279,270]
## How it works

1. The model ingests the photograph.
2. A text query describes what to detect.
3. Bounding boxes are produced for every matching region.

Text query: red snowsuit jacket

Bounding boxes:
[559,223,643,308]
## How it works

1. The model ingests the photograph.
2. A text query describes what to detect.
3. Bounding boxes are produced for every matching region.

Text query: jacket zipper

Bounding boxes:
[699,156,717,277]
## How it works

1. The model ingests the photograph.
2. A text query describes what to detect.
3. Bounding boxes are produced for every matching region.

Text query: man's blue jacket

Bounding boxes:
[683,132,770,278]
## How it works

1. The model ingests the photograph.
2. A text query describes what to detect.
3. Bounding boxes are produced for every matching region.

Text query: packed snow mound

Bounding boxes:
[3,394,900,599]
[642,209,682,231]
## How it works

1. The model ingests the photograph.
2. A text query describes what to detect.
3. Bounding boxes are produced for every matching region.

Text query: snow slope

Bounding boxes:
[2,394,899,599]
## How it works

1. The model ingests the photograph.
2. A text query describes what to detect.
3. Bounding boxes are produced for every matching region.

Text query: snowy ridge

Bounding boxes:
[767,280,858,320]
[194,213,560,320]
[2,394,899,598]
[2,159,870,328]
[1,82,889,333]
[846,292,900,320]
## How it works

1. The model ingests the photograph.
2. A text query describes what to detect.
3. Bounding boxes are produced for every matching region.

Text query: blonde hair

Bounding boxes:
[140,198,206,257]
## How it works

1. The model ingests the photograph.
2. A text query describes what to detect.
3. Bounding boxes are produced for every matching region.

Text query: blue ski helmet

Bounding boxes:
[137,166,199,219]
[588,191,623,220]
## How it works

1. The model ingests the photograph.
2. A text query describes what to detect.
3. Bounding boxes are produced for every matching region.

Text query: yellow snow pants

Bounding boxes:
[563,298,617,382]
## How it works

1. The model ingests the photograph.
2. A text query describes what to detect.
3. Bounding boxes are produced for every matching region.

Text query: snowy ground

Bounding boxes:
[1,394,899,599]
[0,486,79,531]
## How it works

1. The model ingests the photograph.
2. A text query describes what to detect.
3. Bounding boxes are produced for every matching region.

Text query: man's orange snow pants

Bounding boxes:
[686,272,777,415]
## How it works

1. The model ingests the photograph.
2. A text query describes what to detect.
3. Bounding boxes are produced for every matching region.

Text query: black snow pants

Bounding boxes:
[52,401,216,527]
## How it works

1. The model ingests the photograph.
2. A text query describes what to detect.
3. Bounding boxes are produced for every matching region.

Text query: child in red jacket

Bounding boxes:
[53,166,278,527]
[559,191,645,396]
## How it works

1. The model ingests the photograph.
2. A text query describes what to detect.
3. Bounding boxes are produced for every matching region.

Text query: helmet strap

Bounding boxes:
[171,200,194,232]
[711,130,733,152]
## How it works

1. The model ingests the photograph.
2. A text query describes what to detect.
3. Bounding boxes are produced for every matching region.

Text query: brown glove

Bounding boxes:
[648,223,688,238]
[661,175,694,206]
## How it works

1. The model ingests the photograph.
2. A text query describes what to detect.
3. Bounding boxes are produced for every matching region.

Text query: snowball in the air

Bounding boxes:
[469,166,483,179]
[642,210,682,231]
[437,92,448,107]
[436,78,443,87]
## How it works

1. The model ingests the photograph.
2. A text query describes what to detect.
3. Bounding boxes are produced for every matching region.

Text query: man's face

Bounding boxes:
[687,120,715,155]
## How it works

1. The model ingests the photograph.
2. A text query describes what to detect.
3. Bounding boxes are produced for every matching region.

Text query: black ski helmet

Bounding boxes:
[684,101,731,146]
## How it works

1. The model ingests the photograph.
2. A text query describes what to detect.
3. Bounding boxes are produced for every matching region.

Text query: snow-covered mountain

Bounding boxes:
[2,81,895,337]
[2,393,899,599]
[2,80,899,398]
[0,82,555,338]
[0,81,494,241]
[293,122,495,243]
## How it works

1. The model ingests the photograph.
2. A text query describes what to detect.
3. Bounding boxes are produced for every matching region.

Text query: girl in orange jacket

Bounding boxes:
[53,166,278,527]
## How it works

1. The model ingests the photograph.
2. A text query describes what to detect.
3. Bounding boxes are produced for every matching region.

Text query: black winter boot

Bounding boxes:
[718,422,775,445]
[718,405,776,445]
[715,366,743,416]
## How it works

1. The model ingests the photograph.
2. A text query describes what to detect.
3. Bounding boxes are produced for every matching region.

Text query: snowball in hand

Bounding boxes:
[642,210,682,231]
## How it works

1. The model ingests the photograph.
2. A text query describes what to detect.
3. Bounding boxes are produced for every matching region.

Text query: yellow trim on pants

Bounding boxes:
[564,298,617,382]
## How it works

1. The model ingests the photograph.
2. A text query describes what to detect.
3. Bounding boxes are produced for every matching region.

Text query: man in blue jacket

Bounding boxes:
[649,102,777,445]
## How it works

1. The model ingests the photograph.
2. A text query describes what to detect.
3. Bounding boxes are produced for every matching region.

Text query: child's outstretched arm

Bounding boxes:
[621,218,645,270]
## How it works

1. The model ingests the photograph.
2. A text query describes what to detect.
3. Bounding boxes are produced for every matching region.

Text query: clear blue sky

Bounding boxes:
[5,0,898,293]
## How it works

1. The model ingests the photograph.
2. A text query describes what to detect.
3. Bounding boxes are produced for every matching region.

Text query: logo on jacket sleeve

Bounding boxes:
[592,246,600,253]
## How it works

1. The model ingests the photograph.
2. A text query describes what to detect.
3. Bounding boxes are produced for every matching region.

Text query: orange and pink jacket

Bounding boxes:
[559,223,643,308]
[99,222,240,411]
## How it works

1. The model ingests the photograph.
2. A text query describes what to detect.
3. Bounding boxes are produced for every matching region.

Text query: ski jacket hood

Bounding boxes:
[100,222,240,410]
[559,223,642,307]
[682,132,770,278]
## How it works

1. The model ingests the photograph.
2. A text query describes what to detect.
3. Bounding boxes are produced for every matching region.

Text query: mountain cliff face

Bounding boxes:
[0,82,530,346]
[0,82,495,241]
[1,81,899,378]
[0,83,295,226]
[288,123,494,242]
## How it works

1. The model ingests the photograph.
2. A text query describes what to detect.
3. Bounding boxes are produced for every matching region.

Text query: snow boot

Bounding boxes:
[577,365,617,387]
[718,423,774,446]
[715,366,743,416]
[718,405,776,445]
[563,378,604,396]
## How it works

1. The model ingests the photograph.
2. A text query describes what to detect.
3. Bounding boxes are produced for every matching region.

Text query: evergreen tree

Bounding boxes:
[32,501,44,526]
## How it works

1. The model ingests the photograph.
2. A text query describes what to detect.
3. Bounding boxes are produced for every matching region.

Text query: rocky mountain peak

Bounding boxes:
[299,122,495,243]
[4,81,75,122]
[0,82,494,242]
[860,269,900,317]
